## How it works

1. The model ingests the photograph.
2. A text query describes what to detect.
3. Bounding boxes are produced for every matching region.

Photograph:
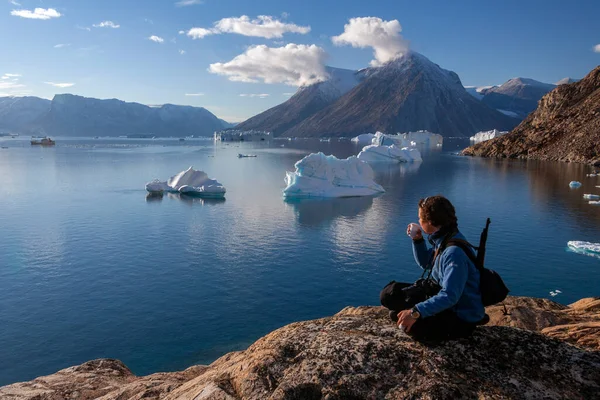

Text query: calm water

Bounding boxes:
[0,136,599,386]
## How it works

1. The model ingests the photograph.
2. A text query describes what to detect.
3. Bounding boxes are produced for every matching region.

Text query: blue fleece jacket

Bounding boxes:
[412,230,485,323]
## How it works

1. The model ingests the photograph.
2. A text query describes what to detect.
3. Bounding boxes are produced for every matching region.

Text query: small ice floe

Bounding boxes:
[238,154,257,158]
[589,201,600,205]
[145,166,226,198]
[283,152,385,198]
[583,194,600,200]
[569,181,582,188]
[586,173,598,177]
[549,289,562,297]
[567,241,600,259]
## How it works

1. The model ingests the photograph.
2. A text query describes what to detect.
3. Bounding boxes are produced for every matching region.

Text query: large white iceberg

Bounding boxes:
[283,152,385,198]
[401,130,444,146]
[567,241,600,259]
[145,166,226,198]
[470,129,509,143]
[357,133,422,163]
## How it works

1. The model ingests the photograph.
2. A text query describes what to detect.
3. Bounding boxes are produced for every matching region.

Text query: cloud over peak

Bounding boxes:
[10,7,61,20]
[594,44,600,53]
[186,15,310,40]
[332,17,409,66]
[148,35,164,43]
[93,21,120,29]
[209,44,328,87]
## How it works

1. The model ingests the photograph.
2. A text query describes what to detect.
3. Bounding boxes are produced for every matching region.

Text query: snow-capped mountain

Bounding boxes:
[278,51,518,137]
[478,77,556,119]
[0,96,51,132]
[234,66,361,135]
[13,94,229,137]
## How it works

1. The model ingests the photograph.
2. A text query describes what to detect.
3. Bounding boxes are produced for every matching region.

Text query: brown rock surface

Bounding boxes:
[486,296,600,350]
[462,65,600,165]
[2,302,600,399]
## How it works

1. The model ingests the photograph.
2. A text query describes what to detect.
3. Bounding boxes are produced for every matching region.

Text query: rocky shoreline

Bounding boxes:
[1,296,599,399]
[462,65,600,166]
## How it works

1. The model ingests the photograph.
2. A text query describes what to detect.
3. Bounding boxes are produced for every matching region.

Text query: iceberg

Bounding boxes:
[357,143,422,163]
[400,130,444,147]
[283,152,385,198]
[470,129,509,143]
[351,133,376,145]
[569,181,582,188]
[583,194,600,200]
[145,166,226,198]
[589,201,600,205]
[567,241,600,259]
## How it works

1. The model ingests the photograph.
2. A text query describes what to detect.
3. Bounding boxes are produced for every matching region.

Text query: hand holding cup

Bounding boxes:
[407,223,422,240]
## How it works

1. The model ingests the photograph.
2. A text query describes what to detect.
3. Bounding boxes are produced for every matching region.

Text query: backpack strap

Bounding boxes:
[445,239,483,270]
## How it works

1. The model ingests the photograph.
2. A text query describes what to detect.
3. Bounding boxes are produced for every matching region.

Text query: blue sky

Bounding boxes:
[1,0,599,122]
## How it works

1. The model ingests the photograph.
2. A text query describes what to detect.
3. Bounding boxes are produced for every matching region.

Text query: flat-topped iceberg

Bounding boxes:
[353,130,443,147]
[145,166,226,198]
[283,152,385,198]
[357,132,422,163]
[470,129,509,143]
[567,241,600,259]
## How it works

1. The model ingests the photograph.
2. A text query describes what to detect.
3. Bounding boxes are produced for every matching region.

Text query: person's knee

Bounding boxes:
[379,281,395,307]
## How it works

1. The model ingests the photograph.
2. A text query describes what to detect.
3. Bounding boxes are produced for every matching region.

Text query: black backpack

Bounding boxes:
[445,219,510,307]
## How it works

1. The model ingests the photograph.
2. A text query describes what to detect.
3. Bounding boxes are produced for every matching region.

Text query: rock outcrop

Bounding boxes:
[2,297,600,399]
[462,65,600,165]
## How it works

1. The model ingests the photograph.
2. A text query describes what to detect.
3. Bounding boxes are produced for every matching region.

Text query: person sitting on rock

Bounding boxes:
[380,195,486,342]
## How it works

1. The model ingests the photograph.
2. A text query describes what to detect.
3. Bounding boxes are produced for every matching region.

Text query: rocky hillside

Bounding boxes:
[234,66,361,136]
[463,65,600,165]
[2,296,599,399]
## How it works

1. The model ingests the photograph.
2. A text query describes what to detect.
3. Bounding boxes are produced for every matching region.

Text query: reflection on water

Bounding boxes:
[284,195,376,227]
[145,192,226,206]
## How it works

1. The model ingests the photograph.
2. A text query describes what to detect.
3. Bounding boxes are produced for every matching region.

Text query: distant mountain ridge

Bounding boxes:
[239,51,518,138]
[463,66,600,165]
[0,96,51,132]
[477,78,557,119]
[0,94,230,136]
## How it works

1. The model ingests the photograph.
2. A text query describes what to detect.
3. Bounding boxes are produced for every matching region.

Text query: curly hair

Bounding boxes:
[418,195,458,228]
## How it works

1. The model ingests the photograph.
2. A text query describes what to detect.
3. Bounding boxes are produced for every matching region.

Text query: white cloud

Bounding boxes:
[11,8,61,20]
[214,15,310,38]
[185,93,204,96]
[3,73,21,78]
[281,12,289,19]
[186,15,310,40]
[93,21,120,29]
[332,17,409,66]
[209,44,328,87]
[283,92,295,96]
[10,0,21,5]
[187,27,216,39]
[54,43,71,48]
[148,35,164,43]
[179,49,186,55]
[44,82,75,88]
[178,30,185,35]
[176,0,203,6]
[594,44,600,53]
[0,81,24,90]
[144,18,154,24]
[76,25,91,31]
[239,93,270,98]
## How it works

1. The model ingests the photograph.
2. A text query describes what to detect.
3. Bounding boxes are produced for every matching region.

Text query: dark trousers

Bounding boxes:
[380,281,476,342]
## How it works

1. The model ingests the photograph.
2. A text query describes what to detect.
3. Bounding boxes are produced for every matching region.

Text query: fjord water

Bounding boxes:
[0,137,599,386]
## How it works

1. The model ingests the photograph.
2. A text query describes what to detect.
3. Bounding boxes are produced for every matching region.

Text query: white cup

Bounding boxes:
[408,223,421,239]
